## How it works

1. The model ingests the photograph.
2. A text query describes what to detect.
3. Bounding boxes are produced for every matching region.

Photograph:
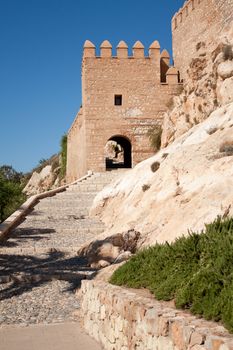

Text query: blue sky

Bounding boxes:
[0,0,184,173]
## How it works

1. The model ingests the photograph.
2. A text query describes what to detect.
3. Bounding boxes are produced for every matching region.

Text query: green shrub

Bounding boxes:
[0,166,26,223]
[60,134,67,178]
[147,125,162,152]
[110,216,233,332]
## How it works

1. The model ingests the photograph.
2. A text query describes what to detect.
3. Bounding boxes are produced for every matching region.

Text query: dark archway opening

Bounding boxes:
[105,136,132,169]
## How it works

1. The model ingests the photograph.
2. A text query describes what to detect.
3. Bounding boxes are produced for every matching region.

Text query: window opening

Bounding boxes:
[115,95,122,106]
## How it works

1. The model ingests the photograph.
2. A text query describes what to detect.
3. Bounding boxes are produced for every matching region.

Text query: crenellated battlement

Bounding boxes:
[83,40,180,84]
[82,39,181,86]
[172,0,203,31]
[83,40,162,59]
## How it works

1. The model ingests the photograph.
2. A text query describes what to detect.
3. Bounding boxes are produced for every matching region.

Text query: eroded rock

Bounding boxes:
[78,230,141,267]
[217,60,233,80]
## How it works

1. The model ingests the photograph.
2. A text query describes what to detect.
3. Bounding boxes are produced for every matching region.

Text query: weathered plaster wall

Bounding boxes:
[79,280,233,350]
[172,0,233,80]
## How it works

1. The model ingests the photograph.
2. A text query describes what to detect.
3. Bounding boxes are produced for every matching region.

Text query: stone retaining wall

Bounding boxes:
[79,280,233,350]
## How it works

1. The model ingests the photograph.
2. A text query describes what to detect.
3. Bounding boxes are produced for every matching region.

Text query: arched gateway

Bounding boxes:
[105,136,132,169]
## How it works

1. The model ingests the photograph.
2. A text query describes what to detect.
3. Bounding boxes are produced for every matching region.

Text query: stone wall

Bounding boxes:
[79,280,233,350]
[67,109,87,182]
[67,40,181,181]
[172,0,233,80]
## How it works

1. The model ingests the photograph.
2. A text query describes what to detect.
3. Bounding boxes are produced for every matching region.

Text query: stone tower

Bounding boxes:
[66,40,181,182]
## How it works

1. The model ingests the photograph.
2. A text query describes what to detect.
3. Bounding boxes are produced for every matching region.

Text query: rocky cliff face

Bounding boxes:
[23,155,64,196]
[91,102,233,247]
[91,33,233,248]
[161,27,233,148]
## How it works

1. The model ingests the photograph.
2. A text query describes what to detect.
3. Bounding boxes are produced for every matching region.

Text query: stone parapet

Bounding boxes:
[83,39,170,62]
[79,280,233,350]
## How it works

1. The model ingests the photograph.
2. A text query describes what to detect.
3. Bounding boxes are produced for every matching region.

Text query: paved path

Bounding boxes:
[0,323,102,350]
[0,172,122,347]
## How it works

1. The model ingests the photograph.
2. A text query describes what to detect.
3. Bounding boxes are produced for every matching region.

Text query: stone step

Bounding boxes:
[36,202,93,209]
[39,197,94,204]
[67,184,106,191]
[56,191,98,197]
[19,216,102,224]
[13,225,104,233]
[31,206,89,212]
[82,177,116,184]
[16,223,104,231]
[66,186,99,193]
[25,208,89,222]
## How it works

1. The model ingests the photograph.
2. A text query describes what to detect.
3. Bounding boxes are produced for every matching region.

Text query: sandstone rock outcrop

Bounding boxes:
[78,230,140,268]
[91,102,233,247]
[23,155,62,196]
[161,35,233,148]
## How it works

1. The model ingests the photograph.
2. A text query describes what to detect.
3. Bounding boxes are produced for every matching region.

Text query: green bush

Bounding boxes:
[60,134,67,178]
[0,166,26,223]
[110,216,233,332]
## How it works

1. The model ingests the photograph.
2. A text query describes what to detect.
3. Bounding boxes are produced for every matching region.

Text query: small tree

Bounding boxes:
[0,169,26,223]
[60,134,67,178]
[0,165,23,182]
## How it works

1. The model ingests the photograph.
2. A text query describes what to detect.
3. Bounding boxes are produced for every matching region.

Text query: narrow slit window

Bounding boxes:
[115,95,122,106]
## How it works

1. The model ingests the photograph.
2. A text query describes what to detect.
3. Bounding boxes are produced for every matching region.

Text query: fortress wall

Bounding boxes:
[172,0,233,80]
[82,49,181,174]
[66,109,87,182]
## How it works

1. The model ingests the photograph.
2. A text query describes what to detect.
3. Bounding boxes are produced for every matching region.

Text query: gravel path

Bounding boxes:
[0,172,118,327]
[0,280,80,326]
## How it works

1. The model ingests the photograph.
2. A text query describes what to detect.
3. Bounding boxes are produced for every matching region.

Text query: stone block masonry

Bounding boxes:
[172,0,233,80]
[67,40,182,182]
[79,280,233,350]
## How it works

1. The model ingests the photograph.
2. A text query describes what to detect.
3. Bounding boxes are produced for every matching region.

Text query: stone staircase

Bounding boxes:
[0,170,128,326]
[1,171,122,255]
